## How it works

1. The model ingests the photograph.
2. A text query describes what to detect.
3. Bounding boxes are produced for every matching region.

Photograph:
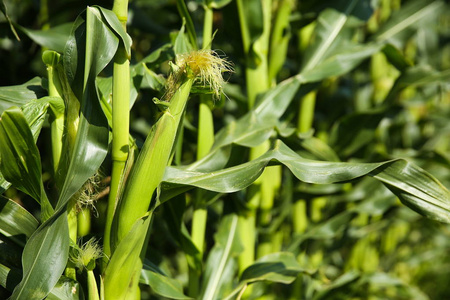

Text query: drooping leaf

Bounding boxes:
[96,6,132,56]
[163,140,450,223]
[0,77,46,114]
[16,23,73,53]
[22,96,65,141]
[301,42,382,83]
[163,197,202,272]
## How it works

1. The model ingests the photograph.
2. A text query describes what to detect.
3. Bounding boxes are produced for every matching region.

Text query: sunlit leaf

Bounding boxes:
[164,140,450,223]
[10,211,69,300]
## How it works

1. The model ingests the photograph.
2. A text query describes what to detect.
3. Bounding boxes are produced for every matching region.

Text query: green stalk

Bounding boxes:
[236,0,271,108]
[43,50,64,173]
[293,200,307,233]
[236,0,274,276]
[291,23,317,267]
[189,4,215,297]
[104,0,130,260]
[113,79,194,247]
[268,0,294,84]
[297,91,316,133]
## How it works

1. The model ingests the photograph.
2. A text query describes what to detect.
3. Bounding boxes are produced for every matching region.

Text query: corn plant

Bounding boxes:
[0,0,449,299]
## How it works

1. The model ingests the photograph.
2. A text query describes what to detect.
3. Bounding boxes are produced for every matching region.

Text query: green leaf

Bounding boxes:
[312,271,360,300]
[96,6,132,57]
[0,263,21,292]
[133,63,166,91]
[176,0,197,50]
[0,96,62,195]
[223,252,312,300]
[288,210,357,252]
[173,22,193,55]
[200,214,242,300]
[301,42,382,83]
[163,197,202,271]
[9,7,115,299]
[16,23,73,53]
[382,44,413,71]
[301,0,362,73]
[58,6,113,209]
[0,0,20,40]
[329,107,392,157]
[163,140,450,223]
[47,276,83,300]
[22,96,65,141]
[0,196,38,246]
[0,77,46,114]
[374,0,444,45]
[10,211,70,300]
[385,67,450,104]
[238,0,264,66]
[0,107,54,219]
[140,267,192,299]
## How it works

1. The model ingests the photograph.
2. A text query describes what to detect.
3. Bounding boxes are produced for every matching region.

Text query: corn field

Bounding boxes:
[0,0,449,299]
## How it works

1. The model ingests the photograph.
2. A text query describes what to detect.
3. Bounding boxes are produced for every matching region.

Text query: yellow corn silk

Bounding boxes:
[166,49,233,100]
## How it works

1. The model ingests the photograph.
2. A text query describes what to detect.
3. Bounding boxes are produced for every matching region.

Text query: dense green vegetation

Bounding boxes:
[0,0,449,299]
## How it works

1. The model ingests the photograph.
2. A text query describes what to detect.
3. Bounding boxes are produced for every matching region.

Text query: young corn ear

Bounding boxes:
[105,50,231,299]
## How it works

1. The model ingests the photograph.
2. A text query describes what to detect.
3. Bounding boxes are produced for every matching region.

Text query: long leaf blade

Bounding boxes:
[164,140,450,223]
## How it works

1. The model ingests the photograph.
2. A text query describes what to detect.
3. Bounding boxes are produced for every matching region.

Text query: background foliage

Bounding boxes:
[0,0,449,299]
